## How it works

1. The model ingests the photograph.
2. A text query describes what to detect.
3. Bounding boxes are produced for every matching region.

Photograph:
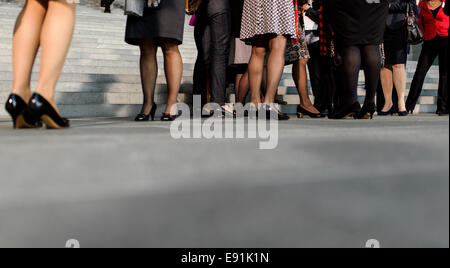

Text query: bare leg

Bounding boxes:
[265,35,287,106]
[237,70,249,103]
[292,58,319,113]
[235,73,243,103]
[248,45,267,106]
[392,64,407,112]
[35,0,76,111]
[139,39,158,115]
[380,66,394,111]
[161,39,182,115]
[11,0,48,102]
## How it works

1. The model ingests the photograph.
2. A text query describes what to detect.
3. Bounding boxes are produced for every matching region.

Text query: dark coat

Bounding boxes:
[386,0,418,30]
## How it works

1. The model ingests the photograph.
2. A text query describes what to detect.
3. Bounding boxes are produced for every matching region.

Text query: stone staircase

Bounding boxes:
[0,1,440,117]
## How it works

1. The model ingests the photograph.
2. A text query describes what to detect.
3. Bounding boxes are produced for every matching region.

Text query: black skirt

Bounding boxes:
[125,0,186,46]
[384,27,408,65]
[325,0,389,46]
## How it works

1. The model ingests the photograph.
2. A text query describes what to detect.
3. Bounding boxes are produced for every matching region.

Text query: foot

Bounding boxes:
[300,103,320,115]
[381,102,393,113]
[140,103,154,115]
[34,91,61,117]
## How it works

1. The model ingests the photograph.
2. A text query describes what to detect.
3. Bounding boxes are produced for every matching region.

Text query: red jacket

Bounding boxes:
[418,0,449,40]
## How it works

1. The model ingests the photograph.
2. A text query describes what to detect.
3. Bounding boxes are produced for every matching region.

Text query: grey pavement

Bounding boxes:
[0,115,448,248]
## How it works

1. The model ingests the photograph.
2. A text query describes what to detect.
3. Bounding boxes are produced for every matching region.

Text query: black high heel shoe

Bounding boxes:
[161,112,181,122]
[263,104,289,121]
[330,102,361,120]
[358,103,376,120]
[297,105,322,119]
[378,105,395,116]
[135,103,157,121]
[398,111,408,117]
[4,94,42,129]
[28,93,69,129]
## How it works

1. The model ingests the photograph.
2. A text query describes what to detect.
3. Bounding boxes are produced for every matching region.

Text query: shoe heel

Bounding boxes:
[150,103,157,121]
[297,113,304,119]
[5,94,38,129]
[29,93,69,129]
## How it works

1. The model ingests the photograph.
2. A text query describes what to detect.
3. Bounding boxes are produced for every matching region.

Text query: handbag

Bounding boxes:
[124,0,146,17]
[405,3,424,45]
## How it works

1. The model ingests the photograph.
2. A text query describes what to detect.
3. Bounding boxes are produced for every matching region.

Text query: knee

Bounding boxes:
[270,36,287,53]
[392,64,405,71]
[252,47,266,59]
[139,45,156,59]
[161,43,180,57]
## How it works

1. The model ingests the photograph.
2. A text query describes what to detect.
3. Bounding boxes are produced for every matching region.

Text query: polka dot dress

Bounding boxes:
[240,0,297,43]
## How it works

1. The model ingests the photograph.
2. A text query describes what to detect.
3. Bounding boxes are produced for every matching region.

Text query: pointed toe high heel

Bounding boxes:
[161,112,181,121]
[358,103,376,120]
[398,111,408,117]
[28,93,69,129]
[297,105,322,119]
[263,104,289,121]
[135,103,157,121]
[4,94,42,129]
[378,105,394,116]
[330,102,361,120]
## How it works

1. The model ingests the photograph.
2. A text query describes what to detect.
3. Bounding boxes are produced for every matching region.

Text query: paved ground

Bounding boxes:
[0,115,448,248]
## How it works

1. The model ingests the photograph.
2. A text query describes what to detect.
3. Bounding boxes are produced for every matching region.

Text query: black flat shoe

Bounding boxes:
[330,102,361,120]
[135,103,157,121]
[161,112,180,122]
[357,103,376,120]
[28,93,69,129]
[378,106,395,116]
[4,94,42,129]
[297,105,323,118]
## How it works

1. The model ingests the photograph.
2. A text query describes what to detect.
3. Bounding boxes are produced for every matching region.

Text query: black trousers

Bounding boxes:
[193,26,208,108]
[195,0,231,106]
[407,37,448,113]
[307,42,331,111]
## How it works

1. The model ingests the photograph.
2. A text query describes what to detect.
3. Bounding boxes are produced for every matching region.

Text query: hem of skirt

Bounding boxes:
[240,32,296,44]
[125,35,183,46]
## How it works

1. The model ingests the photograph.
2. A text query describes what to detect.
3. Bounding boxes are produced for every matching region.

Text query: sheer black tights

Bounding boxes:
[341,45,381,107]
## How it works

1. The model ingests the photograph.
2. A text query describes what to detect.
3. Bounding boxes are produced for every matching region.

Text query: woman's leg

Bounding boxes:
[380,66,394,111]
[235,73,243,100]
[292,59,319,113]
[161,39,183,115]
[406,41,438,112]
[436,38,448,113]
[11,0,48,101]
[392,64,407,112]
[265,35,287,106]
[341,46,362,107]
[248,44,267,106]
[361,45,382,106]
[237,69,249,103]
[138,39,158,115]
[35,0,76,111]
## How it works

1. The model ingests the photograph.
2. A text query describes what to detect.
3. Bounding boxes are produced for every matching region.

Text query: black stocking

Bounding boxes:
[341,45,381,107]
[361,45,382,106]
